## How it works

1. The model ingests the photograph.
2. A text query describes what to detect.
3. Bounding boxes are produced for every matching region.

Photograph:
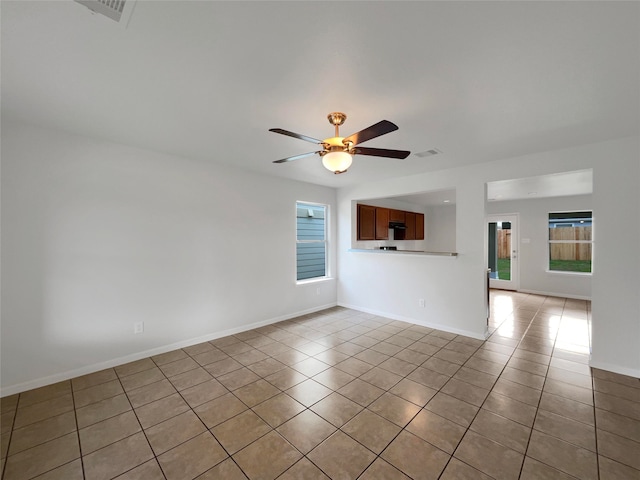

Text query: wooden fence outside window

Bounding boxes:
[496,226,592,261]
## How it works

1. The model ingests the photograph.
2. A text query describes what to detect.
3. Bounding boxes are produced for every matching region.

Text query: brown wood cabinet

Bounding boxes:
[375,207,389,240]
[357,204,425,242]
[405,212,416,240]
[416,213,425,240]
[389,209,405,223]
[357,204,375,240]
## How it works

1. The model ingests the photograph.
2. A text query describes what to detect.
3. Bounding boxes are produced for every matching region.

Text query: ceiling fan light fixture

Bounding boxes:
[270,112,409,172]
[322,151,352,174]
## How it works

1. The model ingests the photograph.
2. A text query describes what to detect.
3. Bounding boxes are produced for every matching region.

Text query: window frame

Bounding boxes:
[547,210,593,275]
[295,201,329,283]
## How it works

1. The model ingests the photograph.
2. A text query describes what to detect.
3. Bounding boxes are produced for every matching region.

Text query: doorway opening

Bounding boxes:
[487,214,519,290]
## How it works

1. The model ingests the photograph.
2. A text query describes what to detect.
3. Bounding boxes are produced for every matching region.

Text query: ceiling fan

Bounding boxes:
[269,112,410,174]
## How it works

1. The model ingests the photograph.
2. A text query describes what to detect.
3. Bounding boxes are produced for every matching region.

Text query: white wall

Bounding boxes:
[590,149,640,378]
[486,195,592,299]
[425,204,457,252]
[0,119,337,395]
[338,136,640,377]
[338,170,487,340]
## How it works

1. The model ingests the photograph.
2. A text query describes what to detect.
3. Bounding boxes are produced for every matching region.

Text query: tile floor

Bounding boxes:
[1,291,639,479]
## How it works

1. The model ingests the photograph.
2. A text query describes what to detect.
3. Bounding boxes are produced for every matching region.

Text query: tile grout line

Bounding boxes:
[0,391,21,480]
[528,299,603,479]
[153,349,266,479]
[69,382,87,480]
[114,361,167,480]
[433,340,493,479]
[512,297,601,479]
[516,300,560,479]
[436,305,524,479]
[592,361,601,480]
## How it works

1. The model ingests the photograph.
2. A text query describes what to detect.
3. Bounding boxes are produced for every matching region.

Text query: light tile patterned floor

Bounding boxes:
[1,291,639,479]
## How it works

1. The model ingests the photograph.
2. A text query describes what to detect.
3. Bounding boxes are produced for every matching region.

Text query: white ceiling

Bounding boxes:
[2,1,638,188]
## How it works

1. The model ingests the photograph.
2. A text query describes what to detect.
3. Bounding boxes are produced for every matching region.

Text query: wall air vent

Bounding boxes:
[415,149,442,158]
[75,0,136,25]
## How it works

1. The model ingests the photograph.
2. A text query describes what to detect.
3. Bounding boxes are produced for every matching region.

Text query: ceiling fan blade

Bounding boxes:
[354,147,410,159]
[342,120,399,146]
[273,151,321,164]
[269,128,323,144]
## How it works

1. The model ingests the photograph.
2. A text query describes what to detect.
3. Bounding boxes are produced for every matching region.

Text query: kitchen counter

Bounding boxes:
[348,248,458,257]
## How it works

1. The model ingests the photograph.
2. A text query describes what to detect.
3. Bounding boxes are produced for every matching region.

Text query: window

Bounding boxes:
[296,202,327,281]
[548,211,592,273]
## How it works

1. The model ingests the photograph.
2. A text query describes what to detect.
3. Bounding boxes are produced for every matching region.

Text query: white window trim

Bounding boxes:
[547,210,593,275]
[545,269,593,276]
[296,201,329,283]
[296,276,333,285]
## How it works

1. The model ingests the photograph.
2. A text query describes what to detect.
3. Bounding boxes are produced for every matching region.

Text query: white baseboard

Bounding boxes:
[589,358,640,380]
[0,302,337,397]
[338,302,487,341]
[517,289,592,301]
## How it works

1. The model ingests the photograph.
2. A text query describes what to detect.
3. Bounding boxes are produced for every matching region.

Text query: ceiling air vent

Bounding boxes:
[415,149,442,158]
[75,0,135,24]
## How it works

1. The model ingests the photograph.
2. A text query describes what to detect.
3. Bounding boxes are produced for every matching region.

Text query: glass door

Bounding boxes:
[487,214,519,290]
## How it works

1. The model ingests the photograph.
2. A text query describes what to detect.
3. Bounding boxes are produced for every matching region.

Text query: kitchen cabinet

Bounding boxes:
[416,213,425,240]
[357,204,375,240]
[375,207,390,240]
[389,209,405,223]
[405,212,416,240]
[357,204,425,242]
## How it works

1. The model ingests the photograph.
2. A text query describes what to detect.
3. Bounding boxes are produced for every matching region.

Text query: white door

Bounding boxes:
[487,214,519,290]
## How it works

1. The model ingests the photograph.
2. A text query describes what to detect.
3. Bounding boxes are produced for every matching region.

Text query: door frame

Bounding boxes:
[487,214,520,291]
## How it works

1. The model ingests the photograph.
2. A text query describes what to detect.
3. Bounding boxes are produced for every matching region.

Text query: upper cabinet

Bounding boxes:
[415,213,425,240]
[357,204,424,241]
[389,209,405,223]
[405,212,416,240]
[355,189,455,251]
[357,204,376,240]
[375,207,390,240]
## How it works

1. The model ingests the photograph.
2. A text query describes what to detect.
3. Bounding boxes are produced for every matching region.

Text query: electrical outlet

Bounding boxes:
[134,322,144,334]
[419,299,425,308]
[316,287,321,295]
